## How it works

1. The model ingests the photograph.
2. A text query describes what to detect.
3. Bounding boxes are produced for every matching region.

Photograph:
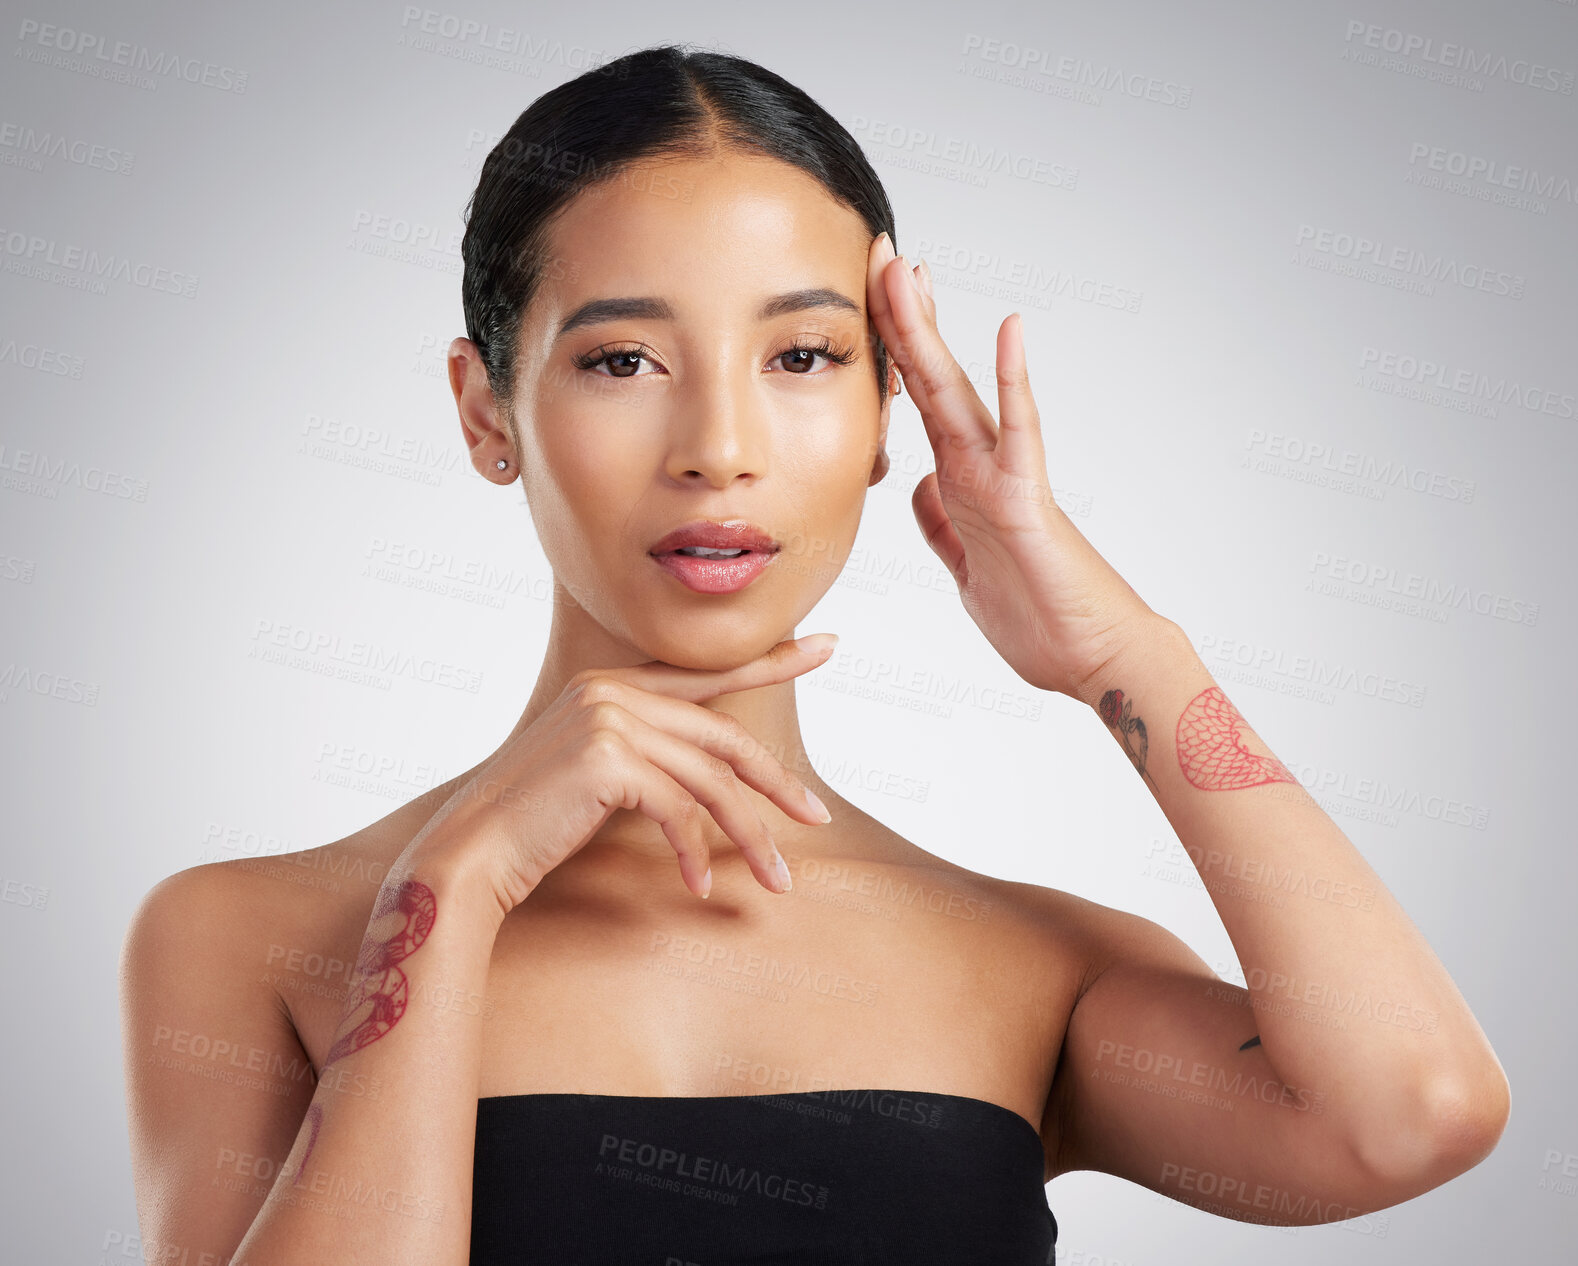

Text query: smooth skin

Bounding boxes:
[120,148,1508,1262]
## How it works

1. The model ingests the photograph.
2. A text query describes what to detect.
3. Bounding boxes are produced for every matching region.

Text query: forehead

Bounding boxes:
[533,151,872,324]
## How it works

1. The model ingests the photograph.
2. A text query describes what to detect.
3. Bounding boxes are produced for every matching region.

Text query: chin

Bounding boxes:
[633,624,789,674]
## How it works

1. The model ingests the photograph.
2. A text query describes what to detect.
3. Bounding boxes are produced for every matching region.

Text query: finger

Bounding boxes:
[865,233,925,402]
[864,232,936,324]
[994,313,1046,473]
[582,676,832,826]
[910,257,931,318]
[875,250,998,454]
[909,259,938,340]
[601,742,715,899]
[598,633,839,706]
[911,471,968,588]
[604,710,790,894]
[866,231,899,378]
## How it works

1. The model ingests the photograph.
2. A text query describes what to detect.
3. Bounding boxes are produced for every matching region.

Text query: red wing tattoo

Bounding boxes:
[1175,687,1297,791]
[289,879,437,1187]
[323,879,438,1069]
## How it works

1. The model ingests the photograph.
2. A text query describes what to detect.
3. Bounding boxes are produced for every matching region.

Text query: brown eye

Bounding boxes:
[779,348,817,374]
[575,345,660,378]
[769,339,855,375]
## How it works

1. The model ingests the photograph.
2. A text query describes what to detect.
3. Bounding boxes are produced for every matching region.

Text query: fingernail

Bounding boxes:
[773,854,793,893]
[700,866,712,899]
[900,256,922,295]
[918,258,933,296]
[804,787,832,823]
[875,231,894,261]
[795,632,839,656]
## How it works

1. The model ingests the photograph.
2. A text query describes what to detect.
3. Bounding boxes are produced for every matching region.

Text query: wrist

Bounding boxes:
[391,830,523,935]
[1072,614,1189,712]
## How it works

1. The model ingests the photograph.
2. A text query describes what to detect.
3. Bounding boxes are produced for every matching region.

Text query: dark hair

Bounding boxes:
[460,43,897,437]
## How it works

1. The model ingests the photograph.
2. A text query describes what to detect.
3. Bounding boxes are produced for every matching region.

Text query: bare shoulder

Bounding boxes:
[130,839,376,940]
[979,875,1208,982]
[123,837,390,1009]
[879,841,1197,996]
[119,849,374,1247]
[853,837,1102,982]
[123,856,289,977]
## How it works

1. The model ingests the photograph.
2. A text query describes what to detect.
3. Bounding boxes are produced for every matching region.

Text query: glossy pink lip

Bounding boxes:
[648,519,782,595]
[648,519,782,554]
[650,549,777,594]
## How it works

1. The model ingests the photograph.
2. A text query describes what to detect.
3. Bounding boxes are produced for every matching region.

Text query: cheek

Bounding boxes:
[789,415,880,514]
[773,381,881,465]
[770,424,875,574]
[521,421,650,564]
[778,436,872,510]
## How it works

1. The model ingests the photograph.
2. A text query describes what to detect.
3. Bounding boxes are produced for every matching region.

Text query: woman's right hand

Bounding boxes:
[400,633,840,917]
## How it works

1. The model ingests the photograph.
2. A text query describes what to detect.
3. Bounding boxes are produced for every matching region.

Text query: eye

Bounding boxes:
[572,337,860,380]
[771,337,859,376]
[574,344,662,379]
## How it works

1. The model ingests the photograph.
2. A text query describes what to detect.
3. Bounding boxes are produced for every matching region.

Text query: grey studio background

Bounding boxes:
[2,0,1574,1262]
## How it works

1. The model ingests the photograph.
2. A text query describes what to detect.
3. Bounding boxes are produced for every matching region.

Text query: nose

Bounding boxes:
[660,370,768,487]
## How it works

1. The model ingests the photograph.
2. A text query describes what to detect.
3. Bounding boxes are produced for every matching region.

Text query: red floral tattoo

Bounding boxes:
[1098,689,1158,792]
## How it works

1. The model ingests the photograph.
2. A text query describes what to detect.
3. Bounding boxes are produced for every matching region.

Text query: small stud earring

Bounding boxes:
[496,459,508,470]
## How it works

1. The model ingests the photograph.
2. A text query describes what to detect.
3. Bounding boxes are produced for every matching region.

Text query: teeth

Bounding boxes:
[676,546,748,558]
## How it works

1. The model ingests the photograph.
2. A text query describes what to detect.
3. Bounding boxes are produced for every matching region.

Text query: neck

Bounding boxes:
[424,597,846,877]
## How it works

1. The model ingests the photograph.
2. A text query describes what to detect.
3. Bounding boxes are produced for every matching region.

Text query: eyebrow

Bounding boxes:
[555,287,861,340]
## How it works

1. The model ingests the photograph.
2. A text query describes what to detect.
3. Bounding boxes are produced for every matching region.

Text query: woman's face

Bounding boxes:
[505,150,894,669]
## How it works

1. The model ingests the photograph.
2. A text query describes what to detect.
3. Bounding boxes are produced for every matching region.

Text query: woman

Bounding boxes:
[119,44,1510,1263]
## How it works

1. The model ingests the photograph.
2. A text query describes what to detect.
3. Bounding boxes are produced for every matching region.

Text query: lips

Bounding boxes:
[648,519,782,556]
[647,518,782,595]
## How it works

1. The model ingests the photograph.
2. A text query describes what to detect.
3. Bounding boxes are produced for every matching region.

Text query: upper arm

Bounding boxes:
[1039,896,1398,1227]
[119,864,318,1259]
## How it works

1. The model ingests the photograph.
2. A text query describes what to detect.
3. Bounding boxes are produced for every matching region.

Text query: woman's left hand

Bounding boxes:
[866,232,1165,703]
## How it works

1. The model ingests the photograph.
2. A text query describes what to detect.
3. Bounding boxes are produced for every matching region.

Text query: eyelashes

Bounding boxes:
[572,336,860,380]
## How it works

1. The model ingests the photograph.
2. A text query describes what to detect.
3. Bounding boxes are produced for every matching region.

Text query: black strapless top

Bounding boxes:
[471,1089,1057,1264]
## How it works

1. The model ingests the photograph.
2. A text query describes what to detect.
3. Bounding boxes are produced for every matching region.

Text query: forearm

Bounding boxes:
[1076,616,1509,1169]
[233,848,507,1263]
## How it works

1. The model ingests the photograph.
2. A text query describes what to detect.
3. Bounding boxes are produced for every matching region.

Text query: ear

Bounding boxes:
[449,336,518,483]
